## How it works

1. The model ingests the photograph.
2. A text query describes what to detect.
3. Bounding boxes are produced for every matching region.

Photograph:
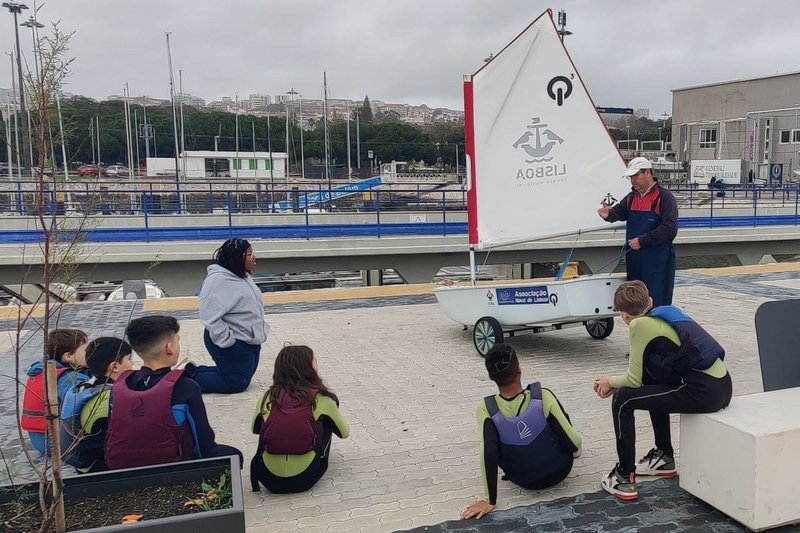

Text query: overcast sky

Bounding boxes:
[1,0,799,117]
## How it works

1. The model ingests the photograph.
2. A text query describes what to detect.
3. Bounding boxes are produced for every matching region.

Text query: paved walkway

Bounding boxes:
[1,265,798,532]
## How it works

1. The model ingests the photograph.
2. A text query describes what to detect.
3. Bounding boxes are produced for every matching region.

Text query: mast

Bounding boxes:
[165,32,181,204]
[323,71,331,193]
[346,99,352,179]
[179,69,186,179]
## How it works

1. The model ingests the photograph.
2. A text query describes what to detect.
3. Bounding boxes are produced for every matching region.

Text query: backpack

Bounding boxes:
[259,391,322,455]
[59,380,111,470]
[646,306,725,383]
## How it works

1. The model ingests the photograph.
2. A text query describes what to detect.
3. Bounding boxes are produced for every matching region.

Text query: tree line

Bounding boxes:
[0,95,466,173]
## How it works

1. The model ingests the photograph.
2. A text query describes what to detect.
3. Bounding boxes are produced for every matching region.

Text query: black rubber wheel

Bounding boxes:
[585,317,614,339]
[474,316,504,357]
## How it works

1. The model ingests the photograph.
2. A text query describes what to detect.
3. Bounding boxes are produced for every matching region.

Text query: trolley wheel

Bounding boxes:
[585,317,614,339]
[474,316,504,357]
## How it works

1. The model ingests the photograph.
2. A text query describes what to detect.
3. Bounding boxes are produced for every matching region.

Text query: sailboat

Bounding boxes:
[433,9,632,355]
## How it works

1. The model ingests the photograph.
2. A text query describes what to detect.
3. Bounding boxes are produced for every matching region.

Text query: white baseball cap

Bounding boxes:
[622,157,653,177]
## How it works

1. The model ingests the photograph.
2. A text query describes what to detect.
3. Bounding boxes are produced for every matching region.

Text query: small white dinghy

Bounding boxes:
[433,9,631,355]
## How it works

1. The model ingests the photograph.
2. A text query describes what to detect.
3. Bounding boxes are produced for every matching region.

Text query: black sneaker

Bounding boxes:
[635,448,677,478]
[601,464,638,501]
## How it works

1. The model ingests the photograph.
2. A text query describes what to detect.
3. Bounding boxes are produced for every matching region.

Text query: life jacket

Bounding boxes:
[645,305,725,384]
[21,367,68,433]
[259,391,322,455]
[59,380,111,471]
[484,383,572,488]
[104,369,195,470]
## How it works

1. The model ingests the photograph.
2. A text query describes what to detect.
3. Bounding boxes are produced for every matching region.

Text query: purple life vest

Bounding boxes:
[105,369,195,470]
[484,382,571,488]
[259,391,322,455]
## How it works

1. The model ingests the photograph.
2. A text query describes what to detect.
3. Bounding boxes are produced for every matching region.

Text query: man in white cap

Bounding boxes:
[597,157,678,307]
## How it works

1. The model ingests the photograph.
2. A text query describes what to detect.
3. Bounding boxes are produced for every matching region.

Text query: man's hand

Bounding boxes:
[461,500,495,520]
[628,237,641,250]
[597,205,610,220]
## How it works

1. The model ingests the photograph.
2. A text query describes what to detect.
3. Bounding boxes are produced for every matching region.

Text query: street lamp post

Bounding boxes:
[3,1,30,176]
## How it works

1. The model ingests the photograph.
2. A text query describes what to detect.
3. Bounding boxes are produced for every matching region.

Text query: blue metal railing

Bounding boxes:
[0,183,798,244]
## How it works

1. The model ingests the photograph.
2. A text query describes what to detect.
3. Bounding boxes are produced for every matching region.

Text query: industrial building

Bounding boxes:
[671,71,800,184]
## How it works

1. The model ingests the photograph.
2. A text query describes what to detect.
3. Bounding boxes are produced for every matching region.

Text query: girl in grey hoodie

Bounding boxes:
[192,238,270,393]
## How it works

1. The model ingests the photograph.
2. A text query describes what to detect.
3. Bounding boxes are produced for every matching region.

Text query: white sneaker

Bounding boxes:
[635,448,677,477]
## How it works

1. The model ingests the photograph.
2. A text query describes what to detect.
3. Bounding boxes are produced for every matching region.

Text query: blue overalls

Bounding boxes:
[625,190,675,307]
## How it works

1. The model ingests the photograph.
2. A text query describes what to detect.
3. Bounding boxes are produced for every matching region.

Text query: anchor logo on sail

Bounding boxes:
[512,118,564,163]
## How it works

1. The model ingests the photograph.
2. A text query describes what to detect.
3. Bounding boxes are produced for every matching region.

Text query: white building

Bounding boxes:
[146,151,288,179]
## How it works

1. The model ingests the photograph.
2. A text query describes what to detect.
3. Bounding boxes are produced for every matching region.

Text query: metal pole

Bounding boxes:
[4,98,13,180]
[356,108,361,169]
[298,95,304,180]
[95,115,100,168]
[234,92,239,208]
[323,71,331,192]
[165,32,181,201]
[346,99,352,179]
[133,108,140,177]
[56,93,68,182]
[7,52,22,181]
[89,116,94,164]
[284,99,289,175]
[267,113,274,189]
[179,69,186,179]
[5,2,30,178]
[142,97,150,159]
[123,83,132,176]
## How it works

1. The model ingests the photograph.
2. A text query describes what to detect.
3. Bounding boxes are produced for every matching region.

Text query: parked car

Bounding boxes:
[78,164,100,176]
[105,165,130,178]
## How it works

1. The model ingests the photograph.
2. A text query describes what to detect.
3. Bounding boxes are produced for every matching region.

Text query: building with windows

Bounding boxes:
[146,151,288,179]
[672,72,800,183]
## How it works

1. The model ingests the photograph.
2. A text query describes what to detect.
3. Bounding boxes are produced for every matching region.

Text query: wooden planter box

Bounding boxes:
[0,456,245,532]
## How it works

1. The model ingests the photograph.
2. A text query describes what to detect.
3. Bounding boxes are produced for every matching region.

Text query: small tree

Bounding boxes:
[7,20,80,533]
[361,95,374,123]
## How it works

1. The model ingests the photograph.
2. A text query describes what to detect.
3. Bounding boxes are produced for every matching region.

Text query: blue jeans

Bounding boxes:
[192,330,261,394]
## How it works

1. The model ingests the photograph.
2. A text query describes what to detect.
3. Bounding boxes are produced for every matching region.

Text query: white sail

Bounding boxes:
[466,10,630,250]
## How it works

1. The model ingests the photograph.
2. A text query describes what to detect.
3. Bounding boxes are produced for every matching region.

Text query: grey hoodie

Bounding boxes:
[199,264,270,348]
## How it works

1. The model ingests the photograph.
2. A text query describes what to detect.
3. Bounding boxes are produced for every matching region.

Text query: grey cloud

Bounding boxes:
[1,0,798,116]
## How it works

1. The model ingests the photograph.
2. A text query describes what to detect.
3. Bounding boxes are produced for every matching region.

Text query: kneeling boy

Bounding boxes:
[105,316,242,470]
[462,343,581,520]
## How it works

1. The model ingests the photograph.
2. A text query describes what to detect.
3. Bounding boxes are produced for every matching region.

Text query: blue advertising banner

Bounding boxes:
[496,286,550,305]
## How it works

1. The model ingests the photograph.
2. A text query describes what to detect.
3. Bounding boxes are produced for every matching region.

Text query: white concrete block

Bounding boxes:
[680,387,800,531]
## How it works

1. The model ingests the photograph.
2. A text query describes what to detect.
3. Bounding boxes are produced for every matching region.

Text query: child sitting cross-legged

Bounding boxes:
[105,315,243,470]
[60,337,134,473]
[250,345,349,493]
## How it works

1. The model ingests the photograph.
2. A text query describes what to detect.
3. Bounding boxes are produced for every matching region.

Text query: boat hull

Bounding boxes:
[433,275,624,327]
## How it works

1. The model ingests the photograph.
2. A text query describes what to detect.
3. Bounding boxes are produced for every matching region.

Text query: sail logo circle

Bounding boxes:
[547,76,573,106]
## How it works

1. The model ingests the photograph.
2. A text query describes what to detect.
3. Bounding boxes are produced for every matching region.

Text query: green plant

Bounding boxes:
[183,470,232,512]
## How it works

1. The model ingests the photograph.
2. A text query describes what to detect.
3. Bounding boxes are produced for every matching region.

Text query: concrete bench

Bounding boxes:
[679,387,800,531]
